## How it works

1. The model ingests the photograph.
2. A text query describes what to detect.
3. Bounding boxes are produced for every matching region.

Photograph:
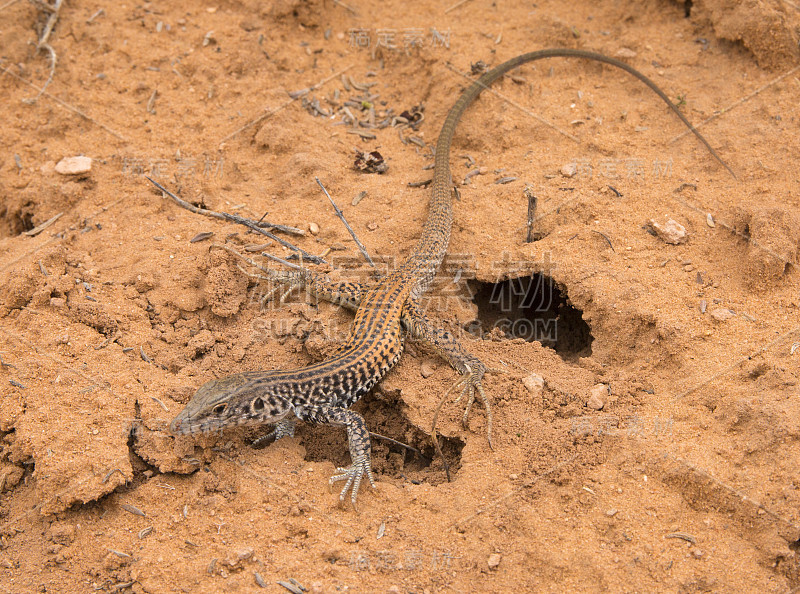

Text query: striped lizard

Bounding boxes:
[169,49,731,506]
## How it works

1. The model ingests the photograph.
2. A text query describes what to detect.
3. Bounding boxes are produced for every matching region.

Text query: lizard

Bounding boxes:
[168,49,732,506]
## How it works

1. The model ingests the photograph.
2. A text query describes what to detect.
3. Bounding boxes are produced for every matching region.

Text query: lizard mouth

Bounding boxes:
[169,411,221,435]
[170,417,226,436]
[170,414,266,436]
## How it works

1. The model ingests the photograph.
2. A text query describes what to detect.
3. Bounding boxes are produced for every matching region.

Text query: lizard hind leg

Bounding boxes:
[402,301,494,455]
[453,365,493,449]
[430,364,494,481]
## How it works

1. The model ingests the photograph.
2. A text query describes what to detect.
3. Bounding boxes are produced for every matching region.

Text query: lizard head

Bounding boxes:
[169,371,289,435]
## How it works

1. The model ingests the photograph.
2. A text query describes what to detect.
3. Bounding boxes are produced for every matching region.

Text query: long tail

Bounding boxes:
[406,48,734,294]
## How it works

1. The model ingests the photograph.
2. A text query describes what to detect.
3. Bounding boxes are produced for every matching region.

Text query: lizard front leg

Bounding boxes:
[212,243,369,310]
[296,404,376,507]
[401,299,493,449]
[268,271,367,311]
[252,417,297,447]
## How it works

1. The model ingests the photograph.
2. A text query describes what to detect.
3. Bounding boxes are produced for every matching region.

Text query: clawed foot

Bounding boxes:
[440,363,493,448]
[431,364,493,482]
[329,454,376,508]
[258,271,304,307]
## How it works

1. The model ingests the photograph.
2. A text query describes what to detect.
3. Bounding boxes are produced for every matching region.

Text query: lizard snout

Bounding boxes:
[169,413,187,435]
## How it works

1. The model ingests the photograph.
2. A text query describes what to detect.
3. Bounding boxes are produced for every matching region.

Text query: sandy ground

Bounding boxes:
[1,0,800,592]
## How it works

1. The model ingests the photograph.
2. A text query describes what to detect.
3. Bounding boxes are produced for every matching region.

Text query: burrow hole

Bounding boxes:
[467,272,593,360]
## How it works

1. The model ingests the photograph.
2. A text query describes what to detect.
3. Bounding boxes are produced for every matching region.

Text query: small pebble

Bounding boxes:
[587,393,604,411]
[487,553,501,569]
[615,47,637,58]
[560,162,578,178]
[587,384,608,410]
[710,308,735,322]
[367,222,378,231]
[55,156,92,176]
[648,217,687,245]
[522,373,544,394]
[420,360,435,378]
[706,213,715,227]
[309,222,319,235]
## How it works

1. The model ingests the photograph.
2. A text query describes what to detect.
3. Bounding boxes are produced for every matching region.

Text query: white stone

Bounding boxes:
[55,156,92,175]
[560,162,577,178]
[522,373,544,394]
[587,383,608,410]
[649,218,687,245]
[710,308,735,322]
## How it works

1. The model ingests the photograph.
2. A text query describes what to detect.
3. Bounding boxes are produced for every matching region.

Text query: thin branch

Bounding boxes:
[524,185,537,243]
[23,0,63,104]
[669,64,800,145]
[315,177,375,267]
[145,177,324,264]
[369,431,426,458]
[0,62,129,141]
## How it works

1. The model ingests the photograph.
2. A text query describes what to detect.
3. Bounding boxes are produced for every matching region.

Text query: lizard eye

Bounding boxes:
[252,397,265,411]
[212,403,227,415]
